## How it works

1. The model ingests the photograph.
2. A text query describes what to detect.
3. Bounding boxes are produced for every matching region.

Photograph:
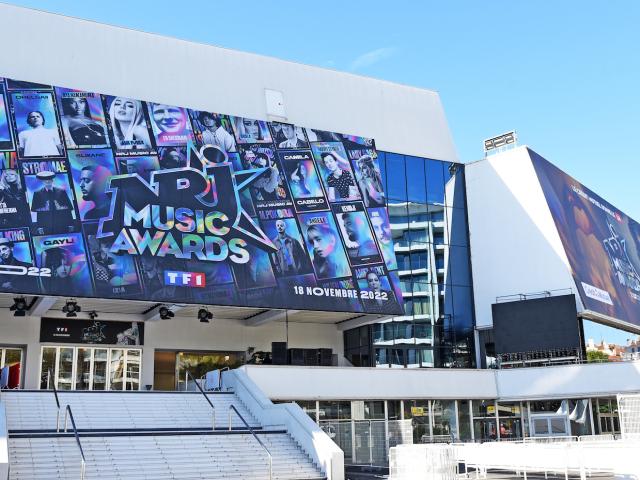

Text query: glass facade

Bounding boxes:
[290,395,613,467]
[344,152,475,368]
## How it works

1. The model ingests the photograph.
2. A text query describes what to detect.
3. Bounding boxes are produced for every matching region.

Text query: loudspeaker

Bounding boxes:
[319,348,333,366]
[288,348,305,366]
[304,349,319,366]
[272,342,287,365]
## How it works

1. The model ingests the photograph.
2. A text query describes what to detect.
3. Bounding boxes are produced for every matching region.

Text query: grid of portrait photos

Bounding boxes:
[0,76,403,315]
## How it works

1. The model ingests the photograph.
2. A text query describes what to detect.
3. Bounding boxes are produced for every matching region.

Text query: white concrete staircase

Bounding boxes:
[1,390,326,480]
[2,391,259,431]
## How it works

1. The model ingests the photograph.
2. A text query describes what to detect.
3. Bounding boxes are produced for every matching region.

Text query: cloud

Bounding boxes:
[349,47,395,71]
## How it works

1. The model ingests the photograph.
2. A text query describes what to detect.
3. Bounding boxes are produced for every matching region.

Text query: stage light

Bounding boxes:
[159,306,175,320]
[88,310,98,320]
[62,300,81,318]
[198,308,213,323]
[10,297,28,317]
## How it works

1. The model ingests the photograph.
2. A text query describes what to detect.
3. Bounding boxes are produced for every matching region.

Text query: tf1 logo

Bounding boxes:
[164,271,206,288]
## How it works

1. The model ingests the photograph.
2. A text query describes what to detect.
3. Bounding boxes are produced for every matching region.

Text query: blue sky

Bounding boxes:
[5,0,640,344]
[5,1,638,219]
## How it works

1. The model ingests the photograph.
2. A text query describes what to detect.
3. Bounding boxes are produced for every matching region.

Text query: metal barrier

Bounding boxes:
[453,439,640,480]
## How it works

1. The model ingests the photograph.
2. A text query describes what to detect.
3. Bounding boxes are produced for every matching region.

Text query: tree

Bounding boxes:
[587,350,609,363]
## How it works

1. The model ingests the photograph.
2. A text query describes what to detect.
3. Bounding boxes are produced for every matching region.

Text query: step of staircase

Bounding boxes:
[2,390,326,480]
[2,390,259,431]
[8,433,326,480]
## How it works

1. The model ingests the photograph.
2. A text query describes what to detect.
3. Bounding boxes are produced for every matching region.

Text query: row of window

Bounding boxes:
[378,152,465,209]
[388,206,469,248]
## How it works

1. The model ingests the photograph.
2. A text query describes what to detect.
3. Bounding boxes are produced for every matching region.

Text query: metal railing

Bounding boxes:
[218,367,230,390]
[47,369,62,432]
[493,355,640,369]
[184,369,216,430]
[63,405,86,480]
[228,404,272,480]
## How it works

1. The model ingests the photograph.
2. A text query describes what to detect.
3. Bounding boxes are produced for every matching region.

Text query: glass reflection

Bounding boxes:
[365,152,475,368]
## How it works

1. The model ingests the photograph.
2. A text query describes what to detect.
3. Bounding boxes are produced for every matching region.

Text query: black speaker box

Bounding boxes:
[319,348,333,366]
[304,348,319,366]
[288,348,305,366]
[272,342,288,365]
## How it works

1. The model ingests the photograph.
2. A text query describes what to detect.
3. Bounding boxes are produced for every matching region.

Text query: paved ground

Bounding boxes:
[481,474,614,480]
[345,467,616,480]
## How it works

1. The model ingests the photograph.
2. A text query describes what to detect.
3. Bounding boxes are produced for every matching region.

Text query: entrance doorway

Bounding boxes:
[153,350,244,391]
[40,346,141,391]
[1,347,24,389]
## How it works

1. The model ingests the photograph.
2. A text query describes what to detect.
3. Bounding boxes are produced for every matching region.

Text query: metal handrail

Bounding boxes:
[228,404,272,480]
[219,367,230,390]
[63,405,86,480]
[47,369,61,432]
[184,369,216,429]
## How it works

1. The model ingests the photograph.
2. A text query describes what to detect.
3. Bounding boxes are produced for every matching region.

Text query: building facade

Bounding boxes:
[0,6,640,475]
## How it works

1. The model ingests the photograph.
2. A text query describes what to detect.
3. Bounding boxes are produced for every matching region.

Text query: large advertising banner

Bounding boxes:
[0,77,403,315]
[531,150,640,327]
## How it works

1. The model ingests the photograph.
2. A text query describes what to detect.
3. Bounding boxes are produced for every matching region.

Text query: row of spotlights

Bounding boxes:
[11,298,86,318]
[11,298,212,322]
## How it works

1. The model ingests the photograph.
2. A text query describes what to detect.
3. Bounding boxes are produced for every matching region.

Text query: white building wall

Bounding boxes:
[496,361,640,400]
[241,362,640,402]
[0,311,342,389]
[465,147,579,328]
[241,365,498,400]
[0,4,457,162]
[142,318,342,388]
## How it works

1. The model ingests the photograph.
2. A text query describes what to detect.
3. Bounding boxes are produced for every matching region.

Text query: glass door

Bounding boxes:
[1,347,24,389]
[57,347,74,390]
[125,349,140,391]
[93,349,108,390]
[109,349,124,390]
[75,348,92,390]
[40,346,141,390]
[40,347,56,389]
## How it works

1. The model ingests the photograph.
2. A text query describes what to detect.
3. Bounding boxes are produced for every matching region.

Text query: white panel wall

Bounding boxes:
[0,4,457,161]
[241,365,498,400]
[242,362,640,402]
[465,147,579,328]
[496,361,640,400]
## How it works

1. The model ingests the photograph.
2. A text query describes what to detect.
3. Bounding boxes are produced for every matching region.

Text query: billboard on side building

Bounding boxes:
[0,76,403,315]
[531,150,640,328]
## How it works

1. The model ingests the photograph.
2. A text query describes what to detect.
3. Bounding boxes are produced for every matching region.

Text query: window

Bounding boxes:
[390,349,405,368]
[375,348,389,367]
[409,229,429,244]
[319,401,351,421]
[432,400,457,439]
[386,153,407,201]
[410,253,429,270]
[296,401,318,422]
[40,346,142,391]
